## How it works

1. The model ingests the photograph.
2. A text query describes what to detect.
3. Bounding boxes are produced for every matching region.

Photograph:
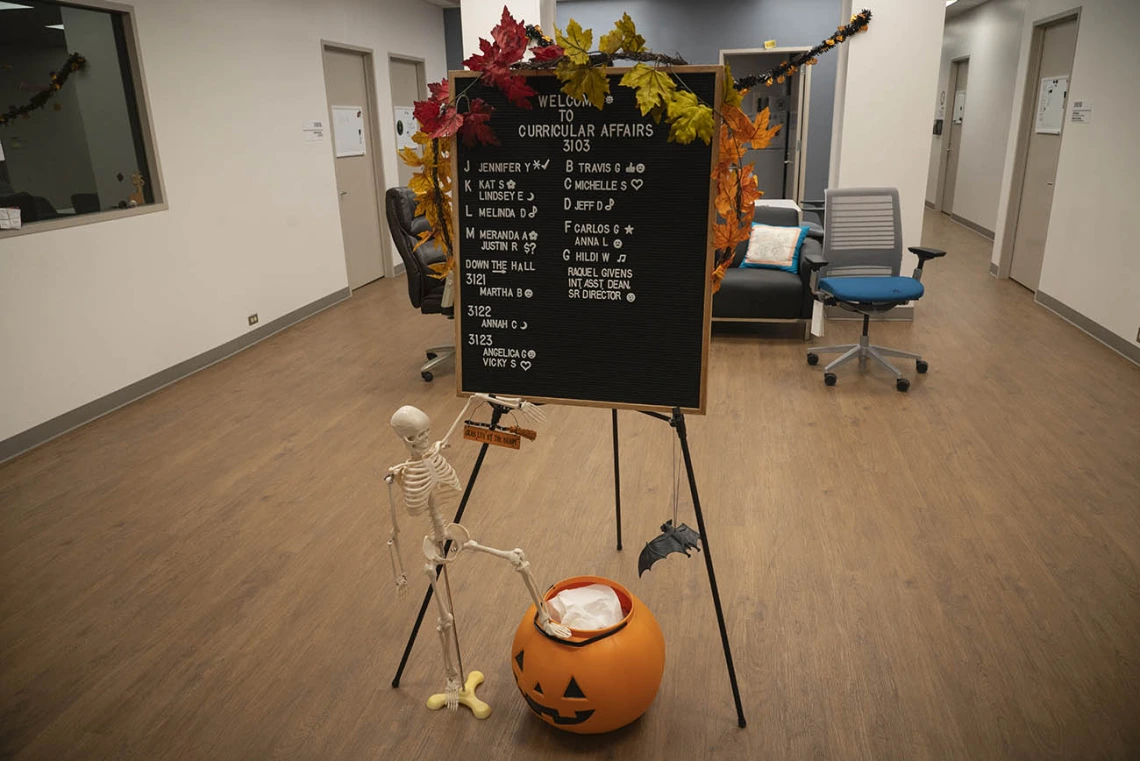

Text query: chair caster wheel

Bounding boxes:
[824,373,837,386]
[426,352,437,360]
[916,360,928,374]
[807,352,819,366]
[421,371,434,382]
[896,378,910,392]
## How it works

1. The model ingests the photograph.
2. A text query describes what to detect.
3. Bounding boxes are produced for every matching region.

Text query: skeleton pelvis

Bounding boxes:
[421,523,471,564]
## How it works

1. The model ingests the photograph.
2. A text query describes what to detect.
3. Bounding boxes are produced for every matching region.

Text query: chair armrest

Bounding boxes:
[908,247,946,282]
[908,246,946,261]
[803,249,828,270]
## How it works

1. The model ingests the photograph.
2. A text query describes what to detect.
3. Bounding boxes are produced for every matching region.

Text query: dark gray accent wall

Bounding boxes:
[443,7,464,73]
[557,0,842,199]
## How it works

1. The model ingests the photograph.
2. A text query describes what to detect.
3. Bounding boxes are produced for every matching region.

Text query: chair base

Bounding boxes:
[421,346,455,382]
[807,313,925,391]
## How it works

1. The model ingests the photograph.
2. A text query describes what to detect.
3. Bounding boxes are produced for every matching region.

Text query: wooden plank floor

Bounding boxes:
[2,211,1138,760]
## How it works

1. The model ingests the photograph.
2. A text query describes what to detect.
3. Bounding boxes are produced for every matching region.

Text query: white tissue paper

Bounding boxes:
[549,584,624,630]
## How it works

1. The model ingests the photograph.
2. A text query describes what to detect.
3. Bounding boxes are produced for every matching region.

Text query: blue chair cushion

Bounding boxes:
[819,276,924,304]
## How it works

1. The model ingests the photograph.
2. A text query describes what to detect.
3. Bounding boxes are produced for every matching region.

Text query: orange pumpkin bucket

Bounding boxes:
[510,575,666,734]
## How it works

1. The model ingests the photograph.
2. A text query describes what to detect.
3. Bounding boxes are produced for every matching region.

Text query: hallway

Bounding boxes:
[1,211,1138,760]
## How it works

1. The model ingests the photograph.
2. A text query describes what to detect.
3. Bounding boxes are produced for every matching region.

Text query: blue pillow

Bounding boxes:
[740,223,811,273]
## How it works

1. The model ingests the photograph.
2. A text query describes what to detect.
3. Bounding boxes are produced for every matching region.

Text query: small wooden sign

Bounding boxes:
[463,424,521,449]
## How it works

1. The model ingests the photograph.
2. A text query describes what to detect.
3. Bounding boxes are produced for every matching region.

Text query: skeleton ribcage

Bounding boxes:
[401,452,462,516]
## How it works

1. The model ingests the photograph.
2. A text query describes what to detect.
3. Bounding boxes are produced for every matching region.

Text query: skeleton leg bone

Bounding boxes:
[463,538,572,639]
[420,561,491,719]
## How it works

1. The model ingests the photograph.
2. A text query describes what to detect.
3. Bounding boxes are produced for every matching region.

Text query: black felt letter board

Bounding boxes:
[453,68,719,413]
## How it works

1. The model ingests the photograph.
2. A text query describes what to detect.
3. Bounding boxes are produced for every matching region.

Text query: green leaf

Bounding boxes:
[556,60,609,109]
[619,63,677,117]
[722,63,743,109]
[665,90,714,144]
[556,19,593,65]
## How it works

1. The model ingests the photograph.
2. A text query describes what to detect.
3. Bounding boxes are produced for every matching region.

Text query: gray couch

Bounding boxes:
[712,204,826,338]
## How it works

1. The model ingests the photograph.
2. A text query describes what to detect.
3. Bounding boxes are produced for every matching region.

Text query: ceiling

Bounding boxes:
[946,0,993,18]
[0,1,67,49]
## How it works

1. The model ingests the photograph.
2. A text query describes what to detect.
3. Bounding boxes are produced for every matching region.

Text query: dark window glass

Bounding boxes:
[0,0,154,224]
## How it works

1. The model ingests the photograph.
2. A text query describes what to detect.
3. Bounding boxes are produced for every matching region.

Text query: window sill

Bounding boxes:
[0,202,169,239]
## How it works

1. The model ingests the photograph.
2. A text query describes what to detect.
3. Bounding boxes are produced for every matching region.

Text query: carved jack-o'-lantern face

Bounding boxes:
[510,576,666,734]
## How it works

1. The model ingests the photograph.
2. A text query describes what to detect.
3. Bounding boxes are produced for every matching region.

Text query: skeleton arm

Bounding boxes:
[385,473,409,598]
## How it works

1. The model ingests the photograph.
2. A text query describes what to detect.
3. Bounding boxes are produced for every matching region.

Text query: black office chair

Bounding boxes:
[385,186,455,382]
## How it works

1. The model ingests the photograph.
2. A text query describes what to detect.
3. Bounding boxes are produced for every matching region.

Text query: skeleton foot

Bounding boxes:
[426,671,492,719]
[394,574,408,600]
[445,677,461,710]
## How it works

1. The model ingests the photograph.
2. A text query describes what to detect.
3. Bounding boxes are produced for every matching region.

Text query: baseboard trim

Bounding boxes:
[948,212,995,240]
[1035,290,1140,366]
[0,286,352,464]
[925,199,935,209]
[826,305,915,321]
[989,262,999,277]
[394,261,406,276]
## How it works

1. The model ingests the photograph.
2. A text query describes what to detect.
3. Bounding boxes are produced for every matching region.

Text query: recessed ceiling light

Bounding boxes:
[0,2,34,9]
[945,0,959,6]
[45,23,64,29]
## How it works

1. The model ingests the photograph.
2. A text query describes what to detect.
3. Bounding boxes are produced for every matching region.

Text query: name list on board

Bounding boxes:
[454,70,718,411]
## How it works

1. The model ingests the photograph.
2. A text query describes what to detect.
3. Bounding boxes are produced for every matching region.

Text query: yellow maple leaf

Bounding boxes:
[398,146,424,168]
[599,26,622,55]
[556,59,609,109]
[556,19,593,66]
[619,63,676,117]
[611,12,644,53]
[412,229,434,251]
[722,64,743,109]
[665,90,714,145]
[426,259,454,280]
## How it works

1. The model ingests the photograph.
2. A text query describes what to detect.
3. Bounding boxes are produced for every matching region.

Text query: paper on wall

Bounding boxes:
[332,105,365,157]
[394,106,416,152]
[1035,76,1068,135]
[1070,99,1092,123]
[952,90,966,123]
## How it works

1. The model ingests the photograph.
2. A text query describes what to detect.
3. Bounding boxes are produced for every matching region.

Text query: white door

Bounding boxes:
[323,47,386,290]
[1009,18,1078,291]
[389,57,427,187]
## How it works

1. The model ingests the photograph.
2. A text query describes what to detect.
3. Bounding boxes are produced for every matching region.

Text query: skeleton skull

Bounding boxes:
[391,405,432,455]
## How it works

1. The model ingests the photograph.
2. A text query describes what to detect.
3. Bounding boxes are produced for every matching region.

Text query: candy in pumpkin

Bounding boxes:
[511,576,666,734]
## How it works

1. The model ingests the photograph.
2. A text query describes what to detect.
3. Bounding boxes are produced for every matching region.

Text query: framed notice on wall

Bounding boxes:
[451,67,721,413]
[332,105,365,157]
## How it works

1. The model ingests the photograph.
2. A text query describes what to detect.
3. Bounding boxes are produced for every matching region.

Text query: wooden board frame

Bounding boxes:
[450,65,723,414]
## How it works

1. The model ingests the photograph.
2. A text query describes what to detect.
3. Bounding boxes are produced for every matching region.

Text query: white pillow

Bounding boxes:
[742,223,808,272]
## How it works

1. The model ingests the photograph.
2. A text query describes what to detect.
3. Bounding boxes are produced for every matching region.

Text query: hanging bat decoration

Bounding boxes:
[637,520,701,576]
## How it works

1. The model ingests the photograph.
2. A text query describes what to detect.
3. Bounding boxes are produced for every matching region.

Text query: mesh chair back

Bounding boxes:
[822,187,903,278]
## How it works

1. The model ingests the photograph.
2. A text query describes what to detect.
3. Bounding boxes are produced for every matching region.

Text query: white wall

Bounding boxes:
[992,0,1140,350]
[832,0,945,270]
[925,0,1026,233]
[462,0,541,58]
[0,0,447,443]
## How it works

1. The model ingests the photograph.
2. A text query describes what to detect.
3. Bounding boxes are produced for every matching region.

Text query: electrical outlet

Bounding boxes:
[248,313,259,327]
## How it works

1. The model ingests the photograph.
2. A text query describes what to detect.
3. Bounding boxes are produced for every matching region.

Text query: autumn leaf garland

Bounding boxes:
[399,7,870,290]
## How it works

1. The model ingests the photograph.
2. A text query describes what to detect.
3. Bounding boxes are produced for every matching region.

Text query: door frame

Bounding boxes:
[994,9,1080,280]
[320,40,395,280]
[933,55,969,213]
[719,47,812,203]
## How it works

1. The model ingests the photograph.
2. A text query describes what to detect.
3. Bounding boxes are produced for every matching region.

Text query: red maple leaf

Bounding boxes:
[529,44,564,63]
[427,78,449,103]
[413,98,442,131]
[428,106,464,139]
[462,7,537,110]
[459,98,498,147]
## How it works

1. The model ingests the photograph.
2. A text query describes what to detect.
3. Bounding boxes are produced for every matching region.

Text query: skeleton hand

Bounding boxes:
[515,401,547,426]
[543,619,573,639]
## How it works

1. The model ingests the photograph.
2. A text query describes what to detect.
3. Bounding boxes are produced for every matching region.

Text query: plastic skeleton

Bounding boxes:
[386,394,571,718]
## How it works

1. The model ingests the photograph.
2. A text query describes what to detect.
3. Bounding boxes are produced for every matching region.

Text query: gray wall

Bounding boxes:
[557,0,843,199]
[443,7,464,73]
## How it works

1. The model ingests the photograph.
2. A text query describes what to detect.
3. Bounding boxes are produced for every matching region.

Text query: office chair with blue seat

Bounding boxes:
[806,187,946,392]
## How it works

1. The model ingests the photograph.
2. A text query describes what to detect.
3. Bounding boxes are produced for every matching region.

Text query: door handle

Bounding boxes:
[339,190,348,196]
[1046,182,1053,186]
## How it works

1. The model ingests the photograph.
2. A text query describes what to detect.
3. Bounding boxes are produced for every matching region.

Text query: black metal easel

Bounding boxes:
[614,407,747,729]
[390,403,746,729]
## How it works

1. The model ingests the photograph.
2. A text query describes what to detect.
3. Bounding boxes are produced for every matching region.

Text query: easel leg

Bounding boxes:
[391,406,504,689]
[672,408,747,729]
[612,408,622,551]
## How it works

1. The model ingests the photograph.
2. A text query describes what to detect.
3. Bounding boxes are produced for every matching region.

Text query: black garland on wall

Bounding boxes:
[733,10,873,90]
[0,52,88,128]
